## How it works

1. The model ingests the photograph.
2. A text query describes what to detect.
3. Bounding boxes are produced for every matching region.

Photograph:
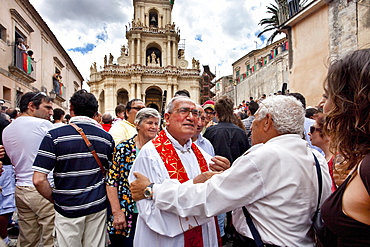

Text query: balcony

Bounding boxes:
[9,47,36,83]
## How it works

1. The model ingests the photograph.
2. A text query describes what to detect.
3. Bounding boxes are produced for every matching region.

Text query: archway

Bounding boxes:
[149,9,159,27]
[99,90,105,113]
[117,89,129,105]
[145,87,162,112]
[146,43,162,67]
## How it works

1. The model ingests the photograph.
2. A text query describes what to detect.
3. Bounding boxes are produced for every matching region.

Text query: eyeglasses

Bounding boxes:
[31,92,47,101]
[131,107,145,111]
[310,126,322,134]
[173,107,201,118]
[204,111,216,115]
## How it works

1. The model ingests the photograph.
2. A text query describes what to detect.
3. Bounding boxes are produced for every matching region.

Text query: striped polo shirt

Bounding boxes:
[33,117,114,218]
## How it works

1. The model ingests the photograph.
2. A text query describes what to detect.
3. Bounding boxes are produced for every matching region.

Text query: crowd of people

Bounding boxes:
[0,48,369,247]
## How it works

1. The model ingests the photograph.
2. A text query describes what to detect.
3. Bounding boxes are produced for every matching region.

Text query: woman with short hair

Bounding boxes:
[106,108,160,247]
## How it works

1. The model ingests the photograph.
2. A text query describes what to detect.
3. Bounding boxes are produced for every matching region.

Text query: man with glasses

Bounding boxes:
[128,96,230,247]
[2,92,54,247]
[109,99,145,145]
[202,100,216,133]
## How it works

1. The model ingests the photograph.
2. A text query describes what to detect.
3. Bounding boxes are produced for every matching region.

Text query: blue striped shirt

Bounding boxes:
[33,119,114,218]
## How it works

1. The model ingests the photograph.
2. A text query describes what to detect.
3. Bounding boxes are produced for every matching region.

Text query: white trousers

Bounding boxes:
[55,208,107,247]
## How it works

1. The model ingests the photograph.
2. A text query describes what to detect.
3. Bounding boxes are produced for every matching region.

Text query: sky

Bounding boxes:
[29,0,280,88]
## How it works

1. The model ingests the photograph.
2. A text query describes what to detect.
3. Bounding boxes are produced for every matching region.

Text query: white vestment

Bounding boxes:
[128,130,219,247]
[150,134,332,246]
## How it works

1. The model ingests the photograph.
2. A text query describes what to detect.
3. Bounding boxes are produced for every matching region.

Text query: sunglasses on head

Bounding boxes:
[30,92,47,101]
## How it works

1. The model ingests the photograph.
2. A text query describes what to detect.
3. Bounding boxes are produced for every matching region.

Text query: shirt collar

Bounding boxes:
[164,128,192,152]
[70,116,102,128]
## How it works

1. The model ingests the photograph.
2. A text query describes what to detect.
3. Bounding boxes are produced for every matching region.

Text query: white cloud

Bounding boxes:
[29,0,278,86]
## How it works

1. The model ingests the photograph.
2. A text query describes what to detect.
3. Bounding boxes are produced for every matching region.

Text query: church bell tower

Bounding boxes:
[120,0,186,68]
[88,0,201,114]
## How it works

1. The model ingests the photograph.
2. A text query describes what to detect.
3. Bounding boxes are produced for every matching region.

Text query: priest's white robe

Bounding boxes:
[128,130,219,247]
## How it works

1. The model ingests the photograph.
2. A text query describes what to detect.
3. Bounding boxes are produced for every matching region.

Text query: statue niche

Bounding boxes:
[146,47,161,67]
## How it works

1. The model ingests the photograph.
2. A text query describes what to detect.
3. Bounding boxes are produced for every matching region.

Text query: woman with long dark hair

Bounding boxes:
[320,49,370,246]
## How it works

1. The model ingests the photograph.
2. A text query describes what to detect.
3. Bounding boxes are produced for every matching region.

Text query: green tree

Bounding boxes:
[257,0,288,44]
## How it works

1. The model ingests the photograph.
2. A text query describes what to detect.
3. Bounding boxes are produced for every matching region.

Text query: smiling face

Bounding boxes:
[164,98,199,146]
[137,116,159,140]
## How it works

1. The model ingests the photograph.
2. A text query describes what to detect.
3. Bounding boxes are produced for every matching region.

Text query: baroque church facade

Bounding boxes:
[88,0,202,113]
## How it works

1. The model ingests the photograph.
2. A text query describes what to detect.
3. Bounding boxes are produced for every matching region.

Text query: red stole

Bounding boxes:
[152,130,208,247]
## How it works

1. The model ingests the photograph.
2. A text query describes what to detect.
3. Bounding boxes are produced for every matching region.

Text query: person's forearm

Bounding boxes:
[106,185,122,214]
[33,172,53,203]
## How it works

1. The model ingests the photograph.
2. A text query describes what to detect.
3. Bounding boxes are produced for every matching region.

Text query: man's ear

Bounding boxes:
[263,113,274,131]
[164,112,170,126]
[27,101,35,112]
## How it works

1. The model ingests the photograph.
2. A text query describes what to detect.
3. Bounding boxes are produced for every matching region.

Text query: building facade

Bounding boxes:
[232,38,289,105]
[281,0,370,106]
[0,0,83,111]
[88,0,202,114]
[212,75,234,103]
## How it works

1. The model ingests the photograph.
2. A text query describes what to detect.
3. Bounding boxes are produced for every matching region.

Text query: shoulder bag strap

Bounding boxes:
[312,153,322,209]
[70,123,105,174]
[242,206,265,247]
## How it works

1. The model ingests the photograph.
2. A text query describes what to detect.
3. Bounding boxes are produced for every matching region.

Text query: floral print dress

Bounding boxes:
[106,135,138,237]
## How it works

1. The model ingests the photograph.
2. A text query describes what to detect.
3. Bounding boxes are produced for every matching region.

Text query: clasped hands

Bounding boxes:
[130,155,230,201]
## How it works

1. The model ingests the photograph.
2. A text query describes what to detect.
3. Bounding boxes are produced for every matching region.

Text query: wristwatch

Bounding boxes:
[144,183,154,200]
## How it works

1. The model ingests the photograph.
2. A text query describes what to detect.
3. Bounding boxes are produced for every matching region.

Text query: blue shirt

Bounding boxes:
[33,117,114,218]
[194,134,215,157]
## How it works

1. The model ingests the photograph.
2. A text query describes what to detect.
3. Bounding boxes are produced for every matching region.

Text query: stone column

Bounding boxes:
[137,38,141,65]
[172,42,177,66]
[130,83,135,100]
[167,80,172,98]
[105,80,116,114]
[137,82,142,99]
[167,40,171,66]
[131,39,135,64]
[173,83,178,95]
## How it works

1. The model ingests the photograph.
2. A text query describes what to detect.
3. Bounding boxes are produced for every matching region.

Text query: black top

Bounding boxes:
[204,122,250,165]
[321,154,370,246]
[0,116,11,165]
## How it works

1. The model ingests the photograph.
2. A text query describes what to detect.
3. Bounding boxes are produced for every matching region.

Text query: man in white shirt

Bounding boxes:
[131,95,332,247]
[3,92,55,247]
[128,96,229,247]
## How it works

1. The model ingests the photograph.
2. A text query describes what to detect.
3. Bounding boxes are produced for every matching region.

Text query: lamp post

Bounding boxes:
[49,90,56,100]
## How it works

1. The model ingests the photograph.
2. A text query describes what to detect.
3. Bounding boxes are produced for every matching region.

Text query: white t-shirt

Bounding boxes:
[3,116,54,186]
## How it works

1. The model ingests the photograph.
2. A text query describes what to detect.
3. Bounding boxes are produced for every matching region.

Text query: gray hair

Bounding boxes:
[102,112,113,123]
[256,95,305,135]
[134,108,161,126]
[165,96,194,113]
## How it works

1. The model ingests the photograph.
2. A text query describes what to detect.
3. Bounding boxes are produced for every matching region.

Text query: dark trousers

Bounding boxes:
[108,213,138,247]
[233,231,279,247]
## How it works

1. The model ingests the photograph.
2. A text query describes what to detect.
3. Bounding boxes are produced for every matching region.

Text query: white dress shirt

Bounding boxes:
[151,134,332,246]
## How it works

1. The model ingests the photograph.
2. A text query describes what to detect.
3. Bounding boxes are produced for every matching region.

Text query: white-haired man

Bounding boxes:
[131,95,332,246]
[128,96,229,247]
